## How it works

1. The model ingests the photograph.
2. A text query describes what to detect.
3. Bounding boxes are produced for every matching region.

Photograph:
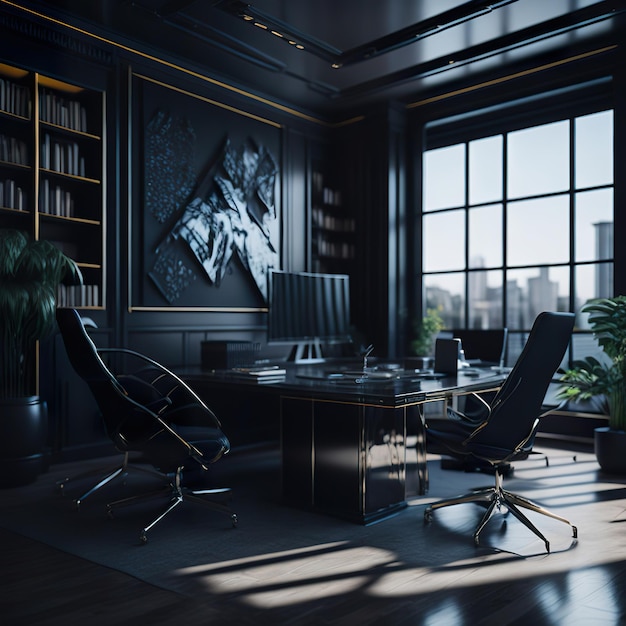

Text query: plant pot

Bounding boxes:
[594,426,626,474]
[0,396,49,487]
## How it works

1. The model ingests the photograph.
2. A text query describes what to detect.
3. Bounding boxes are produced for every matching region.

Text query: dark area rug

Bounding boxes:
[2,444,625,624]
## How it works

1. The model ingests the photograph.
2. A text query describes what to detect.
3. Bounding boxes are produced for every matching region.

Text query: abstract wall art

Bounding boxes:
[130,73,282,310]
[152,137,278,303]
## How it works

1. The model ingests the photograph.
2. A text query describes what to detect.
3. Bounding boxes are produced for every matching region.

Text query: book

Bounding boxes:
[228,366,287,384]
[231,366,287,377]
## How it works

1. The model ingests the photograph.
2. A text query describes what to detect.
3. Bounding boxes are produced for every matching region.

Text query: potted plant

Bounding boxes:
[408,307,445,368]
[558,296,626,474]
[0,229,81,486]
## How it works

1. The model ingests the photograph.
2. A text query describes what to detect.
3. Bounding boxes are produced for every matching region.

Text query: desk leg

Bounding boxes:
[409,404,429,495]
[415,404,428,496]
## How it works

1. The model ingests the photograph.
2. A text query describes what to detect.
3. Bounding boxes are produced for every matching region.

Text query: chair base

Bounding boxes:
[439,451,549,476]
[56,452,169,509]
[106,467,237,543]
[424,469,577,552]
[440,457,515,476]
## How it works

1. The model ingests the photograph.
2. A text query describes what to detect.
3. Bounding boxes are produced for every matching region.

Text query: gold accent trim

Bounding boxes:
[127,69,275,313]
[76,262,101,269]
[34,72,40,241]
[280,394,444,411]
[38,74,84,93]
[332,115,366,128]
[406,45,618,109]
[0,61,28,78]
[133,73,282,129]
[39,169,100,185]
[129,306,268,313]
[2,0,330,126]
[40,213,101,226]
[40,120,101,141]
[127,65,133,313]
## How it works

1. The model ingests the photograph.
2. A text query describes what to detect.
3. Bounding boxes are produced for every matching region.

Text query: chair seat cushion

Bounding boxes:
[427,422,532,465]
[139,423,230,474]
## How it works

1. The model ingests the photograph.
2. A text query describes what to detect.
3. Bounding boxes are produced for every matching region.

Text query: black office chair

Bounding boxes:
[55,307,237,543]
[424,311,577,552]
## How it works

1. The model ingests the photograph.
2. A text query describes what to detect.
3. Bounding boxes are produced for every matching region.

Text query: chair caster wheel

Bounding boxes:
[139,532,148,545]
[424,509,432,523]
[231,514,238,528]
[74,500,81,511]
[107,508,114,520]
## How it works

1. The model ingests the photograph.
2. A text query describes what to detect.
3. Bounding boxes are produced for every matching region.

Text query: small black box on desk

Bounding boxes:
[201,341,260,370]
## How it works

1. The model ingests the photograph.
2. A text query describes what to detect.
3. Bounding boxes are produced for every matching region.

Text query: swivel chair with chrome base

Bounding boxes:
[55,307,237,543]
[424,311,577,553]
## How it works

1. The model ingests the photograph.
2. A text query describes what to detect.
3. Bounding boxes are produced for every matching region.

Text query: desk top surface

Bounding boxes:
[182,360,508,407]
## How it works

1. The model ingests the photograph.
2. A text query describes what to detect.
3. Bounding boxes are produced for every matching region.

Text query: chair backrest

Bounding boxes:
[452,328,508,366]
[55,307,157,449]
[472,312,575,451]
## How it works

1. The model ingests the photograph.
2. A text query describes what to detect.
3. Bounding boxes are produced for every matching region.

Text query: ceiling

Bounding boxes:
[12,0,626,116]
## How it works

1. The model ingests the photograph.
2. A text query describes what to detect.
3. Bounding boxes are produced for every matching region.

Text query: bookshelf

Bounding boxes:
[0,62,105,309]
[311,168,354,274]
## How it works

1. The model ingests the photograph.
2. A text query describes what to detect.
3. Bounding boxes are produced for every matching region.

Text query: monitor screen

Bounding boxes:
[267,270,351,347]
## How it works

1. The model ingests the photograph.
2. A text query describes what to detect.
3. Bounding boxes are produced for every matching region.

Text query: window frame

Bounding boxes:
[418,79,615,364]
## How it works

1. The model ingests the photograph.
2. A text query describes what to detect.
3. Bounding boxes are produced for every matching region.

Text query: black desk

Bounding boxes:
[184,363,506,524]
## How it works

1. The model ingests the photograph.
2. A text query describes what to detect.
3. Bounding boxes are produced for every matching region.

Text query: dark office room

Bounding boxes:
[1,1,626,624]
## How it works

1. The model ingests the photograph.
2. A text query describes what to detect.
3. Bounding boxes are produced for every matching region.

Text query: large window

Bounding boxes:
[422,109,614,344]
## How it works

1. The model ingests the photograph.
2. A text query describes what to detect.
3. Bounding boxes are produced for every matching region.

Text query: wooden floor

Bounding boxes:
[2,441,626,625]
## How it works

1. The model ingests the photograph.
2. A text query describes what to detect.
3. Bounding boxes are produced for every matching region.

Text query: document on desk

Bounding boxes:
[230,366,287,383]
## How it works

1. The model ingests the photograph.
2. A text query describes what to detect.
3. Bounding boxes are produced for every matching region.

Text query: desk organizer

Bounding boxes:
[201,341,260,370]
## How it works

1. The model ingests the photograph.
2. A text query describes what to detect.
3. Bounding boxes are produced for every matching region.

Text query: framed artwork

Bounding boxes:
[129,72,282,311]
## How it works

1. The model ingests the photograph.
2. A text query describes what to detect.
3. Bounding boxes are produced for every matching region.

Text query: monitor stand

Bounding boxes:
[288,341,325,364]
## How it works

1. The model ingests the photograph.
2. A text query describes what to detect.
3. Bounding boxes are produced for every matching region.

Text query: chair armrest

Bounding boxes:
[98,347,222,429]
[448,391,492,425]
[112,387,208,468]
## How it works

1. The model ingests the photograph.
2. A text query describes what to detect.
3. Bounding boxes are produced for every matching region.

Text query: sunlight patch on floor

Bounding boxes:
[174,541,395,608]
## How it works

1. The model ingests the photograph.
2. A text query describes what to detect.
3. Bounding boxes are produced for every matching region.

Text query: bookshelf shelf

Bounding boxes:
[311,166,354,274]
[0,62,105,309]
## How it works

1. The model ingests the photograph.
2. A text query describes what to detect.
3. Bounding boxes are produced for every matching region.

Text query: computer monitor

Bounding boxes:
[267,270,351,363]
[452,328,508,367]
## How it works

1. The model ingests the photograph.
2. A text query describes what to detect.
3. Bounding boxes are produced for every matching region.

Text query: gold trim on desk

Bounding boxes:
[280,394,449,411]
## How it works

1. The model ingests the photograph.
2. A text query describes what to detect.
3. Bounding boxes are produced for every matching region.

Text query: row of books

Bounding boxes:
[0,78,30,118]
[41,133,86,177]
[313,234,355,260]
[39,178,75,218]
[0,178,26,210]
[311,207,355,232]
[39,88,88,133]
[229,366,287,384]
[57,284,100,308]
[0,133,28,166]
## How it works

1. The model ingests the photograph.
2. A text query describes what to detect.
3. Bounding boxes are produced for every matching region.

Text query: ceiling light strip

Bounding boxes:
[338,0,519,67]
